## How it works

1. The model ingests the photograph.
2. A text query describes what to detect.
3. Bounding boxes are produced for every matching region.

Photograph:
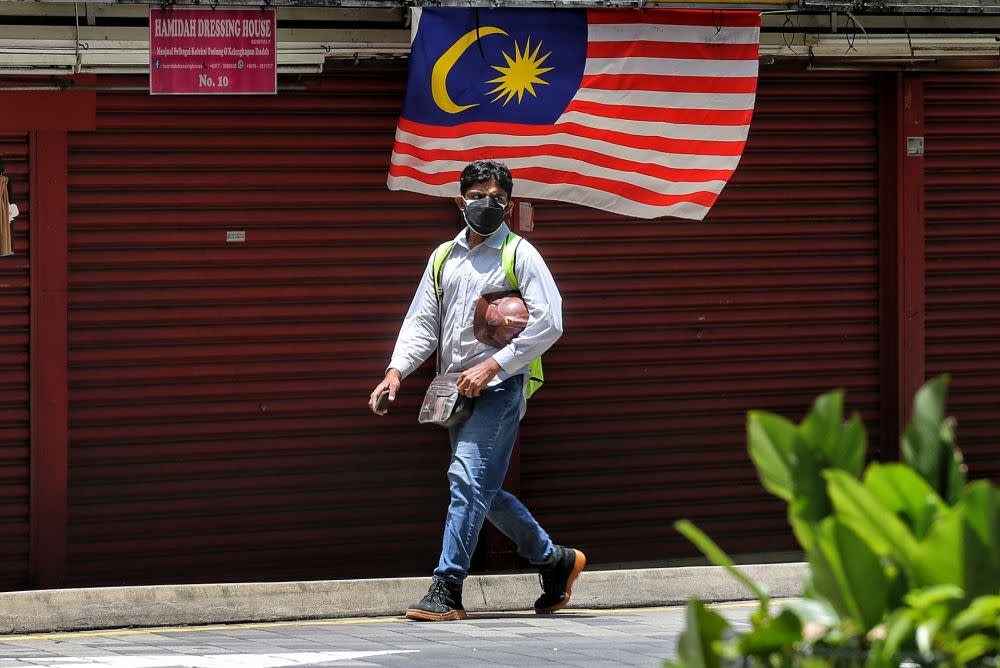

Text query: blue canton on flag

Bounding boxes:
[404,9,587,127]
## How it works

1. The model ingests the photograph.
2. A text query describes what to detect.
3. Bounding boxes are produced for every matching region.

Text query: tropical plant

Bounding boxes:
[667,375,1000,668]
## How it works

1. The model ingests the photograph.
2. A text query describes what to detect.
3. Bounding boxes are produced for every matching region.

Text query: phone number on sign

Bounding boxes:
[208,62,274,70]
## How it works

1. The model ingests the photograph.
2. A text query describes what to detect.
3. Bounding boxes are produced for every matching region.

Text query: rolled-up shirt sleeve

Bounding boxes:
[387,255,440,379]
[492,240,563,374]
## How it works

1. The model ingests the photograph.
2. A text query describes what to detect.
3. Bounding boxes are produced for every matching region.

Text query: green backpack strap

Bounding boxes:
[524,358,544,400]
[500,232,544,400]
[501,232,521,290]
[432,240,456,302]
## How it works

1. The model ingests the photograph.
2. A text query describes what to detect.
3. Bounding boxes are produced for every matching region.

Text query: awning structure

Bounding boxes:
[10,0,1000,10]
[0,5,410,75]
[802,0,1000,12]
[1,4,1000,76]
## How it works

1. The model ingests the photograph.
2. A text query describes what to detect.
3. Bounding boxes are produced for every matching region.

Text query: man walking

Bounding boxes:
[369,160,585,622]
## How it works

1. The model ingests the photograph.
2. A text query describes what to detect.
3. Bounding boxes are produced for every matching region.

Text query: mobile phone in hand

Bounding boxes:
[374,390,390,415]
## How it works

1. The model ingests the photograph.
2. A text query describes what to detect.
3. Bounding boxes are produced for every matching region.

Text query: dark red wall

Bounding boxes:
[0,67,996,589]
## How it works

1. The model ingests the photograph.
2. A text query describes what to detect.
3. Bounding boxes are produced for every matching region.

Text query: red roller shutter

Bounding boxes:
[0,132,30,590]
[518,71,881,564]
[66,68,462,586]
[924,74,1000,483]
[66,67,881,585]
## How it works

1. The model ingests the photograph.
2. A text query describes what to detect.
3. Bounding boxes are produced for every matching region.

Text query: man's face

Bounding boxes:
[456,178,512,216]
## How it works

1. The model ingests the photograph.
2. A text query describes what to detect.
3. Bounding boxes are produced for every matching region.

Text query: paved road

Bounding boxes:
[0,603,756,668]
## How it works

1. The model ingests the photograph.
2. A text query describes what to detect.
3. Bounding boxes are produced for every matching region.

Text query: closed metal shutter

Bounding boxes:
[0,132,30,589]
[65,68,881,585]
[518,71,881,564]
[924,74,1000,483]
[66,68,462,586]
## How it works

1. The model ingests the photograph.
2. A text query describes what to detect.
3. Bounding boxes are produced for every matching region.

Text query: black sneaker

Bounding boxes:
[405,579,468,621]
[534,546,586,614]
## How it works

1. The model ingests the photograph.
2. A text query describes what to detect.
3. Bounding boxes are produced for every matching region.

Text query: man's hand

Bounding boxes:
[369,369,402,415]
[457,359,502,398]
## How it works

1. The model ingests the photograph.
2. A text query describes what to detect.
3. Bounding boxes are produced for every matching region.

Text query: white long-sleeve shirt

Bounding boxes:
[388,223,563,417]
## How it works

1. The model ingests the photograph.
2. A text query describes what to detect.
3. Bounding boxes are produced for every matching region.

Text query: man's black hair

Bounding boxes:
[459,160,513,198]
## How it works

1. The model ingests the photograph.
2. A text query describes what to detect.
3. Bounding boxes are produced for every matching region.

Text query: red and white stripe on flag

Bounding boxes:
[387,9,761,221]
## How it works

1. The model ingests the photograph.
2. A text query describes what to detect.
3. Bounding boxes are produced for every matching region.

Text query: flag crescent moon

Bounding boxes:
[432,27,508,114]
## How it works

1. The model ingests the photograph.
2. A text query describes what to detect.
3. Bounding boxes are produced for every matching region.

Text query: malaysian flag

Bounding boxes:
[387,8,760,220]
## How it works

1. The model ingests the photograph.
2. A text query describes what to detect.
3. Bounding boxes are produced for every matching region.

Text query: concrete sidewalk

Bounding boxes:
[0,605,756,667]
[0,563,805,635]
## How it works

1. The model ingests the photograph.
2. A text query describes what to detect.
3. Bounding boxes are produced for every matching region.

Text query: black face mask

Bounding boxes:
[463,197,507,236]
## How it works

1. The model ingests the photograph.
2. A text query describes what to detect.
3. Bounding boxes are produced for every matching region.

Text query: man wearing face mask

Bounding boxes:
[369,160,584,622]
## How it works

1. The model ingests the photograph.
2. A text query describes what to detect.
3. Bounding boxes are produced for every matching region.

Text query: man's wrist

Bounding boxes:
[386,368,402,381]
[491,349,516,373]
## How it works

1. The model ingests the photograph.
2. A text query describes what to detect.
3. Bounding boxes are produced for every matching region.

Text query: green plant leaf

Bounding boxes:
[800,658,832,668]
[736,609,803,656]
[902,375,966,505]
[836,412,867,478]
[962,481,999,550]
[790,464,837,554]
[915,616,945,659]
[951,595,1000,636]
[748,411,797,502]
[903,584,964,610]
[940,417,966,506]
[954,634,996,665]
[913,508,966,591]
[960,481,1000,598]
[800,389,844,458]
[825,469,921,575]
[885,561,909,612]
[808,517,890,631]
[807,529,852,625]
[675,598,731,668]
[958,482,1000,600]
[674,520,770,606]
[901,376,939,457]
[791,440,833,525]
[790,509,818,553]
[782,598,841,628]
[872,608,917,668]
[864,464,946,540]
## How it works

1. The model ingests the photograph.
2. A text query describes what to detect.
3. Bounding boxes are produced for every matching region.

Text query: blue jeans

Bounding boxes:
[434,374,555,583]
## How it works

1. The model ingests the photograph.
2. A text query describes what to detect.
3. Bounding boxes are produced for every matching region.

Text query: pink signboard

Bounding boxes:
[149,7,276,95]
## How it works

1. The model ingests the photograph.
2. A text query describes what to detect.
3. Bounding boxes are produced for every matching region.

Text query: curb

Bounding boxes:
[0,562,806,634]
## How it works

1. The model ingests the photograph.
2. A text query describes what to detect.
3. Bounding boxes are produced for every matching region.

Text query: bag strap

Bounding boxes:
[430,240,456,375]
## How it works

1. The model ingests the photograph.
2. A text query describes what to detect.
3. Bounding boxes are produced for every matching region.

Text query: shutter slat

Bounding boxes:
[925,74,1000,483]
[0,133,30,590]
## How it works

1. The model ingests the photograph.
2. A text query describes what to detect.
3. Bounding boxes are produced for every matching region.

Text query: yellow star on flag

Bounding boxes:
[486,37,555,106]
